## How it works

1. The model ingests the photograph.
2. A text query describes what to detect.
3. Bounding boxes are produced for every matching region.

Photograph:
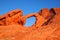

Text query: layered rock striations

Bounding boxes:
[0,8,60,40]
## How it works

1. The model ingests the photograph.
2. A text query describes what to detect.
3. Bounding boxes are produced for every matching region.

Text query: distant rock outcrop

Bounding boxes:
[0,8,60,40]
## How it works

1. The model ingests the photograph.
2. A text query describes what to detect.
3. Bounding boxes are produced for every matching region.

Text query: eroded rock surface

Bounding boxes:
[0,8,60,40]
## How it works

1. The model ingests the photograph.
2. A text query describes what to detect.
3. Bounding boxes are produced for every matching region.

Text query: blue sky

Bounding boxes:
[0,0,60,27]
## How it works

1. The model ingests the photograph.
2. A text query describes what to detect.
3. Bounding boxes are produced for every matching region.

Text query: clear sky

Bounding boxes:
[0,0,60,27]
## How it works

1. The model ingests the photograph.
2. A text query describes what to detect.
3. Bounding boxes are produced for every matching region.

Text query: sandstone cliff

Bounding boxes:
[0,8,60,40]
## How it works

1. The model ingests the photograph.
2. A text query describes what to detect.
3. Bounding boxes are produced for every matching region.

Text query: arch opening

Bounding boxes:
[24,17,36,27]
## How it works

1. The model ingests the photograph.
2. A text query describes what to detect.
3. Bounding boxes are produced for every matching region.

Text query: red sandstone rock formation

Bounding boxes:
[0,8,60,40]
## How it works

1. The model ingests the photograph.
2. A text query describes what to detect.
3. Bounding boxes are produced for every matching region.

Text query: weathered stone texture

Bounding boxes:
[0,8,60,40]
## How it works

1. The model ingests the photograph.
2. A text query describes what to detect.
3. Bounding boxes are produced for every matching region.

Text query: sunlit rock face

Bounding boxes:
[0,8,60,40]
